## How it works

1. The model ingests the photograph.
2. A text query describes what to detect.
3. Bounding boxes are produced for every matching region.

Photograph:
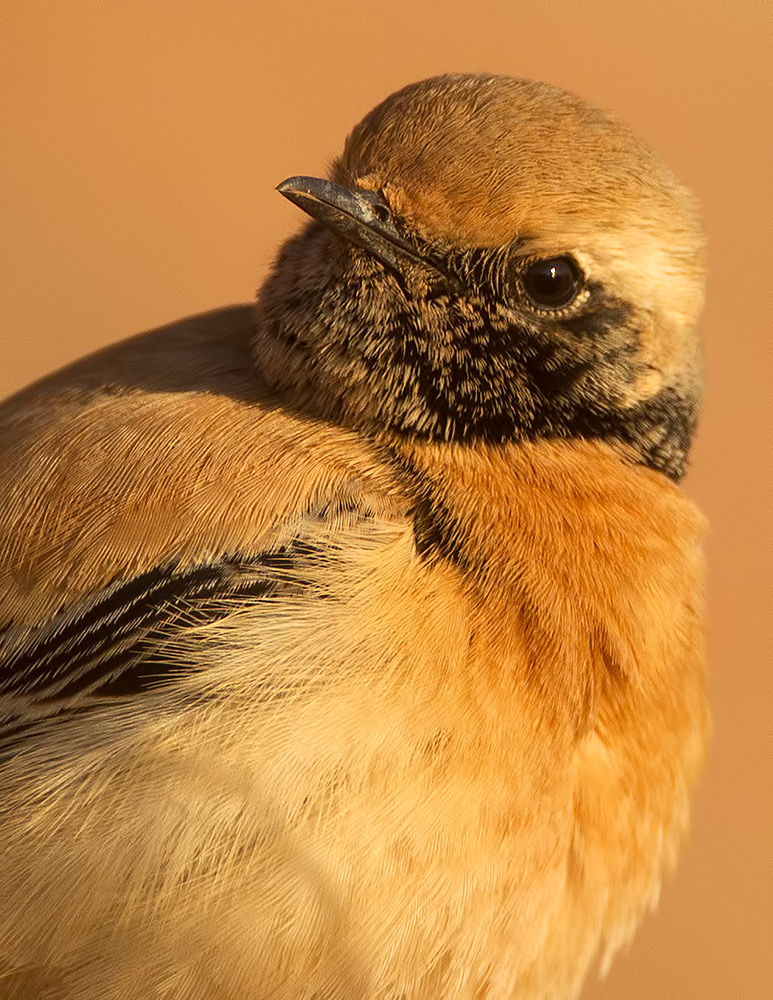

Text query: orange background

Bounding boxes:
[3,3,770,997]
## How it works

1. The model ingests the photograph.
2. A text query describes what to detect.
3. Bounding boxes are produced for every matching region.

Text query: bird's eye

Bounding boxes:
[521,256,583,310]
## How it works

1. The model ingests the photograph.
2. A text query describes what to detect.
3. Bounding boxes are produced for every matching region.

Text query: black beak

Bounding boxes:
[276,175,426,272]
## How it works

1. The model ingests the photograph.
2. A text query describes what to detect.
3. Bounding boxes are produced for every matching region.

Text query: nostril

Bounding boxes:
[371,202,392,224]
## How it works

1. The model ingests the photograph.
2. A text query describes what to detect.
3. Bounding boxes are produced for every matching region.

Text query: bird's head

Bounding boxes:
[255,74,705,480]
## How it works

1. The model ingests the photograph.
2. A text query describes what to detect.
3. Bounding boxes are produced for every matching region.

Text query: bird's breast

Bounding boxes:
[356,431,711,987]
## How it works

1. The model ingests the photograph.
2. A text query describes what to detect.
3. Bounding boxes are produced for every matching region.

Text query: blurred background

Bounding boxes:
[3,3,769,996]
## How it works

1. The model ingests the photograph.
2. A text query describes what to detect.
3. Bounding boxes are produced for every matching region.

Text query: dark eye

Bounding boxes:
[521,256,583,309]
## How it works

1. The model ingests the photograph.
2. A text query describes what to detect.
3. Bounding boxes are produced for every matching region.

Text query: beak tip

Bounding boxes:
[275,177,296,198]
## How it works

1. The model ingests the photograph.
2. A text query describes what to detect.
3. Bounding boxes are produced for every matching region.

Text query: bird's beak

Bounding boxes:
[276,175,425,272]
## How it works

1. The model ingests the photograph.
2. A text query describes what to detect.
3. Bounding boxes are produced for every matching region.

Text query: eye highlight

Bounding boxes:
[520,256,583,310]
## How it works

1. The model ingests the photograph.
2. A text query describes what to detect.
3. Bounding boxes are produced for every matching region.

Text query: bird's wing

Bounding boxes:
[0,305,406,619]
[0,305,418,744]
[0,501,414,755]
[0,545,319,713]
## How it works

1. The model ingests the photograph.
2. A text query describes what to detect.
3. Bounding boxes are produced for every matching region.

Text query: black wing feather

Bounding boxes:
[0,545,315,707]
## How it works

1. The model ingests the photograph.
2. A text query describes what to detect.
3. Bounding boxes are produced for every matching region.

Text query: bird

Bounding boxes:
[0,73,709,999]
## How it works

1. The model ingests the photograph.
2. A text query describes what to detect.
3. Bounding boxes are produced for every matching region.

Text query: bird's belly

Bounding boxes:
[161,690,587,999]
